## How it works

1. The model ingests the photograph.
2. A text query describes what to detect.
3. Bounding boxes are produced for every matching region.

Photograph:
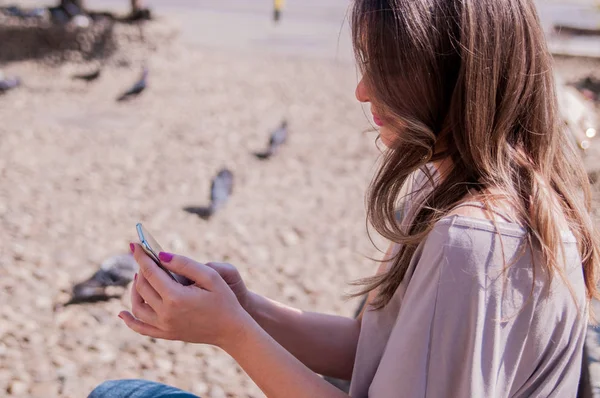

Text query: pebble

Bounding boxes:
[98,349,117,364]
[155,358,174,374]
[192,382,210,396]
[279,229,300,247]
[29,381,59,397]
[282,285,302,302]
[6,380,28,396]
[209,385,227,398]
[35,296,53,311]
[252,246,270,264]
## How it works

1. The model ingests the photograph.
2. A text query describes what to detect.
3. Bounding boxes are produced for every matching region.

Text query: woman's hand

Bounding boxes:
[122,246,351,397]
[202,262,254,315]
[119,243,251,349]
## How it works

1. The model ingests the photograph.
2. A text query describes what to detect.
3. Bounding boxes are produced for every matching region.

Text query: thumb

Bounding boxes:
[204,262,242,286]
[158,252,220,290]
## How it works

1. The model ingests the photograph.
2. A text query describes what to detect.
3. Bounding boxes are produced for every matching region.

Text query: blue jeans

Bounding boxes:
[88,379,199,398]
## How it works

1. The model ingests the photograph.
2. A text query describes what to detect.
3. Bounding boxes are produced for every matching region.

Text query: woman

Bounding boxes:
[90,0,599,397]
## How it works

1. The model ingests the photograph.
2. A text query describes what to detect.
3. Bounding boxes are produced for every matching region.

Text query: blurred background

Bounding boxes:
[0,0,599,397]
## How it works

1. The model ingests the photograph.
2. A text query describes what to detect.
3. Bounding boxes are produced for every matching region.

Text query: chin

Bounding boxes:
[379,135,396,149]
[378,127,397,148]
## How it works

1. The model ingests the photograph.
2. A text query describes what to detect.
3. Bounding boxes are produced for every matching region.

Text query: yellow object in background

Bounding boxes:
[273,0,285,22]
[274,0,285,10]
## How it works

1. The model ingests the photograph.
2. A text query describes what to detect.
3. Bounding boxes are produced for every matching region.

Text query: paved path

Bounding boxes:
[27,0,599,59]
[88,0,600,59]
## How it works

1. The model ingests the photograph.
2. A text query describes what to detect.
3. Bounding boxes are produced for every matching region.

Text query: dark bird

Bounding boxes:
[61,0,84,18]
[72,68,101,82]
[184,168,234,220]
[254,120,288,160]
[49,0,84,24]
[65,254,138,305]
[121,8,152,22]
[117,67,148,101]
[0,76,21,93]
[3,6,45,19]
[48,6,70,24]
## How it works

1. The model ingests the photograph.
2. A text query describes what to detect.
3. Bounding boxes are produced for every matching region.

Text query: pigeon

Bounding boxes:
[61,0,84,18]
[48,0,84,24]
[72,68,101,82]
[117,67,148,101]
[48,6,70,24]
[3,6,45,19]
[122,8,152,22]
[255,120,288,160]
[0,76,20,93]
[184,168,234,220]
[66,254,138,305]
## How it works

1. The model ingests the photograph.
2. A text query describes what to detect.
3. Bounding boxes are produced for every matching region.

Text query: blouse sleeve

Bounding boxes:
[368,221,511,398]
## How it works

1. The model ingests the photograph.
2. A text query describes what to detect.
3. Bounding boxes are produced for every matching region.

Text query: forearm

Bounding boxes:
[226,313,350,398]
[247,292,360,380]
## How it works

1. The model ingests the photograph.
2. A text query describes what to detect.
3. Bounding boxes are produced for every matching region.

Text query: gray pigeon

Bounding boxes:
[72,68,101,82]
[255,120,288,159]
[0,76,20,93]
[3,6,45,19]
[67,254,138,305]
[117,67,148,101]
[184,168,234,220]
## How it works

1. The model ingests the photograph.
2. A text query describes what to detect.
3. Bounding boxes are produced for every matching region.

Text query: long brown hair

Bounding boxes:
[352,0,600,309]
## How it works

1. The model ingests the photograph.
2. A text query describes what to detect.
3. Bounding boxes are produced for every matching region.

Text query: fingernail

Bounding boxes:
[130,243,135,253]
[158,252,174,263]
[118,313,124,320]
[134,273,138,282]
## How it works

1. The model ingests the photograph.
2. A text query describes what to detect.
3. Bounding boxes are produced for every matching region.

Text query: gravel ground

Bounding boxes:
[1,11,599,398]
[0,17,383,397]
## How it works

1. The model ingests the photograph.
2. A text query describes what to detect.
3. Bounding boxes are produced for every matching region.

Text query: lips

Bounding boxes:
[372,114,384,127]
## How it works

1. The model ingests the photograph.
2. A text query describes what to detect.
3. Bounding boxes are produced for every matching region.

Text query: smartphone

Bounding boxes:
[136,223,194,286]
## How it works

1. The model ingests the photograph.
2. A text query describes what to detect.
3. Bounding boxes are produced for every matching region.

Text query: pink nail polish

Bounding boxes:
[158,252,174,263]
[134,273,138,282]
[130,243,135,253]
[118,313,124,320]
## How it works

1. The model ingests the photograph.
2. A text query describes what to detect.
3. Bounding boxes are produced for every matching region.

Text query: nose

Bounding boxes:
[355,77,370,103]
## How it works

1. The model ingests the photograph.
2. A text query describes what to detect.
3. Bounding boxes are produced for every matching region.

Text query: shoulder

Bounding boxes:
[425,214,525,247]
[416,215,528,279]
[447,203,502,221]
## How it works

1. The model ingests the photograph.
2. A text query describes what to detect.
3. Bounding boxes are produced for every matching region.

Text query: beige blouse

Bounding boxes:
[349,168,587,398]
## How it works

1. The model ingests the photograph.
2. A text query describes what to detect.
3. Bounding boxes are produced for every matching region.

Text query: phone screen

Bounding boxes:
[136,223,194,286]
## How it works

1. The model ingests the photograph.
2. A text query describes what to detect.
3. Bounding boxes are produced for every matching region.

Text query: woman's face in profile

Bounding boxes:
[355,77,397,148]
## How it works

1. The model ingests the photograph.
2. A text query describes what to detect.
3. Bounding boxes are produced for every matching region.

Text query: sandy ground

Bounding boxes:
[1,5,600,398]
[0,15,385,397]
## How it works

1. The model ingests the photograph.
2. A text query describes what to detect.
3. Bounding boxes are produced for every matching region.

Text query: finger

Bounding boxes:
[131,274,145,306]
[136,273,162,309]
[131,278,158,324]
[158,252,222,291]
[132,243,177,298]
[204,262,241,285]
[131,297,158,325]
[118,311,168,339]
